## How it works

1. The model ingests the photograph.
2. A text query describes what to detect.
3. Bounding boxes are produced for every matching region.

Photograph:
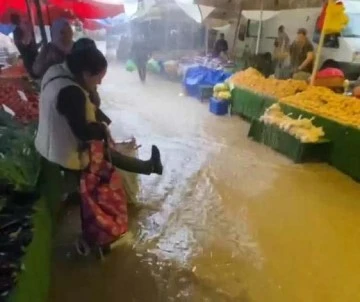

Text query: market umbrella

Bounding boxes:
[48,0,125,19]
[0,1,73,25]
[0,0,28,24]
[37,4,75,25]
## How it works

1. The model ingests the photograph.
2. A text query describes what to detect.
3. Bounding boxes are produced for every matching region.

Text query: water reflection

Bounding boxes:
[50,64,360,302]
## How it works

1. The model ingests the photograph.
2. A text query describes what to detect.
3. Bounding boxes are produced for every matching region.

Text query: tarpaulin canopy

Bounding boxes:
[183,66,231,97]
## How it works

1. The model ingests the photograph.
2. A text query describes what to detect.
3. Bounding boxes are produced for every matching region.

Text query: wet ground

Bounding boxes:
[50,62,360,302]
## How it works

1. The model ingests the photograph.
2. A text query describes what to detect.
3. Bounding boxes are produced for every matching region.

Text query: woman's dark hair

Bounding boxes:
[66,47,107,77]
[72,38,97,52]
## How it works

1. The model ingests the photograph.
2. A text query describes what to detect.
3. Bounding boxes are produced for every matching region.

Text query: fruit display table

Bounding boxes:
[232,87,360,181]
[248,119,332,163]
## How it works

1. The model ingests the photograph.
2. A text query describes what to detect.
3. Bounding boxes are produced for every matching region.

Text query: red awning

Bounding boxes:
[0,0,28,23]
[48,0,125,19]
[0,0,124,24]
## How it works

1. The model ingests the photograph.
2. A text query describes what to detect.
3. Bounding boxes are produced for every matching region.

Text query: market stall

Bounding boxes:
[230,68,360,181]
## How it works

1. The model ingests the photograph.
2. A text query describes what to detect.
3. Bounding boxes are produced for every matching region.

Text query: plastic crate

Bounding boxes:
[248,119,332,163]
[209,97,229,116]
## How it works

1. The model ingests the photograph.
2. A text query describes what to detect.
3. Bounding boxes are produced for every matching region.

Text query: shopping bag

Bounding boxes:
[80,141,128,247]
[125,59,136,72]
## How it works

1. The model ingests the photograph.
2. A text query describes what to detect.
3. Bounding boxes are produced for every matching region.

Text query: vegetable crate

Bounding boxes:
[248,119,332,163]
[209,97,229,116]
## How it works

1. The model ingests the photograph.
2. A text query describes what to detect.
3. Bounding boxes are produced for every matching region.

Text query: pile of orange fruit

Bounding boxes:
[280,86,360,128]
[230,68,308,99]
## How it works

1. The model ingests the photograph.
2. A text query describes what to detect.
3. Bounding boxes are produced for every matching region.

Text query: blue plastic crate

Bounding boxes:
[209,97,229,116]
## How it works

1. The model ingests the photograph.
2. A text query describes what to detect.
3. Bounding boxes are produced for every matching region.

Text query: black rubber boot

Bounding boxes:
[151,145,163,175]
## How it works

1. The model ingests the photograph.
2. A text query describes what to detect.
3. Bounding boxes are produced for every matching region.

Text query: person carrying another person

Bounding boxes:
[214,33,229,58]
[35,46,163,177]
[10,13,39,78]
[33,18,73,79]
[290,28,315,81]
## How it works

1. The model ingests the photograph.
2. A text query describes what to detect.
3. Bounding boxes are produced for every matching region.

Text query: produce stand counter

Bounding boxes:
[7,197,52,302]
[231,87,360,181]
[0,68,62,302]
[5,162,62,302]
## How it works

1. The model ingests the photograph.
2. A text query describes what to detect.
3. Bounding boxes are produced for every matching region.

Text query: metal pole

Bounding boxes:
[205,23,209,55]
[232,6,242,58]
[46,4,52,26]
[33,0,48,43]
[255,0,263,54]
[24,0,36,41]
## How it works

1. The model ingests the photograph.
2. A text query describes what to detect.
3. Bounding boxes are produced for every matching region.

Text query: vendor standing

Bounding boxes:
[290,28,315,81]
[10,14,38,78]
[214,33,228,58]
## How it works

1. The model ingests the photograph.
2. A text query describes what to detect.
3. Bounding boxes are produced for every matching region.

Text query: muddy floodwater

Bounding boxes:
[50,63,360,302]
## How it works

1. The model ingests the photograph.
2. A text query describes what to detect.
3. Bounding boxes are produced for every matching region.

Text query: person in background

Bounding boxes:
[273,38,291,79]
[10,13,38,77]
[131,34,150,83]
[290,28,315,81]
[33,18,73,79]
[277,25,290,51]
[214,33,229,58]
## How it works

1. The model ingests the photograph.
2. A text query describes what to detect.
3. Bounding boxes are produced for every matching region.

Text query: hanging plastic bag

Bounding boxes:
[125,59,136,72]
[147,58,161,74]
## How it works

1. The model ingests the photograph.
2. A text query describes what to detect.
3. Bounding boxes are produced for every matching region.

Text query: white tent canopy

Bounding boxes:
[242,10,280,21]
[132,0,215,23]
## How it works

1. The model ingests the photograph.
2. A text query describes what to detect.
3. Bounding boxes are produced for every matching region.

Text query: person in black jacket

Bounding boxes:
[10,13,38,78]
[214,33,228,57]
[131,35,150,82]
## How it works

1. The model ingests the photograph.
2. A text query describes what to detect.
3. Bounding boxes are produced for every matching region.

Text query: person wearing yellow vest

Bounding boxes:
[35,47,163,175]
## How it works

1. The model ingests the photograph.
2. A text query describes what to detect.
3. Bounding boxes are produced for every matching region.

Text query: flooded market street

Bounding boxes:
[50,63,360,302]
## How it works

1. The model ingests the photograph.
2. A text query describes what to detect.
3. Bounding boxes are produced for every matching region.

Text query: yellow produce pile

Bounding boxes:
[230,68,308,98]
[260,103,325,143]
[280,86,360,128]
[213,83,231,101]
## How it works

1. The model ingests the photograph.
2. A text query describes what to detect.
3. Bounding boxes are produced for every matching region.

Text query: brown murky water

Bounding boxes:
[50,63,360,302]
